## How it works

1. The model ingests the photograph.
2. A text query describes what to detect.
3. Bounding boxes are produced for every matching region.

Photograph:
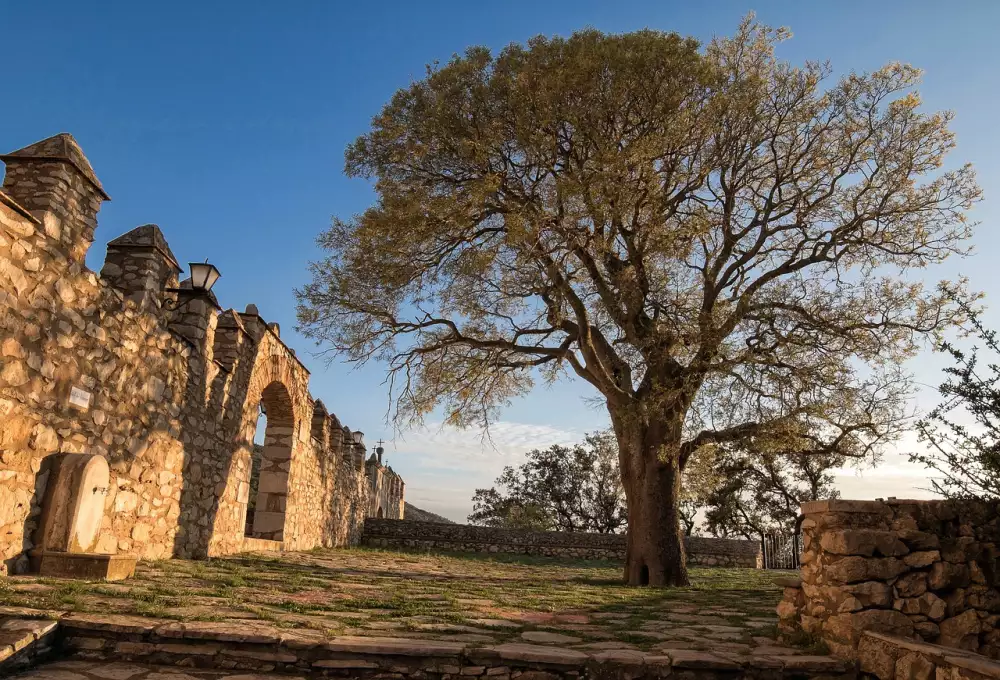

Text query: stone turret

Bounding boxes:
[0,133,110,262]
[101,225,182,308]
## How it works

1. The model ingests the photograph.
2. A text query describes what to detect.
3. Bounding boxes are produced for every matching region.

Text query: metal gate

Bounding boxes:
[761,516,804,570]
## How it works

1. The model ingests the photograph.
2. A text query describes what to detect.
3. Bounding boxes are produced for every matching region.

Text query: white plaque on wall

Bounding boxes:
[69,386,92,411]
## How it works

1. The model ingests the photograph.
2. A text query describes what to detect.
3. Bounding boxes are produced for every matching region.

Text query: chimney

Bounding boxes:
[101,225,182,309]
[0,133,110,262]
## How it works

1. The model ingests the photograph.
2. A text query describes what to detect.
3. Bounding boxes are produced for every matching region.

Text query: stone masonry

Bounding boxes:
[362,519,763,567]
[776,498,1000,662]
[0,133,404,573]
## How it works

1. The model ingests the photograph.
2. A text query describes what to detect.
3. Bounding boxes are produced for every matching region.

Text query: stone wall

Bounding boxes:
[0,133,404,573]
[361,519,763,567]
[858,631,1000,680]
[776,498,1000,661]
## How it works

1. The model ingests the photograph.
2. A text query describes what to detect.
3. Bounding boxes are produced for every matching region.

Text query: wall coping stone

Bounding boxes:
[0,618,59,674]
[800,500,888,515]
[105,224,182,272]
[1,132,111,200]
[860,631,1000,679]
[0,190,40,224]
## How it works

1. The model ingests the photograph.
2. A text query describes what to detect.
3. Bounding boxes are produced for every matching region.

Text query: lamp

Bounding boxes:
[165,260,222,311]
[351,430,364,445]
[188,260,221,293]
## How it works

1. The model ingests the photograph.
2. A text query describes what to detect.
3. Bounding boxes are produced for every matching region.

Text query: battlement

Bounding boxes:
[0,133,404,573]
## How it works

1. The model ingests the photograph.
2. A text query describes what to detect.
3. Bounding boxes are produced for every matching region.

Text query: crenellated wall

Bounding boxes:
[0,133,404,573]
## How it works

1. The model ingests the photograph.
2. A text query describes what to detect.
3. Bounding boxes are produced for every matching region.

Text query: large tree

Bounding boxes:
[298,18,980,585]
[468,430,627,533]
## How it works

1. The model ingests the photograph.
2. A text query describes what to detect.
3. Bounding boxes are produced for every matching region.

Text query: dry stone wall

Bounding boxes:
[858,631,1000,680]
[0,133,404,573]
[776,498,1000,662]
[361,519,763,567]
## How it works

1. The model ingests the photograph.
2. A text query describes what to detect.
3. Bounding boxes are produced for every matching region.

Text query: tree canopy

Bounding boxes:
[703,442,842,539]
[468,430,627,533]
[298,16,980,585]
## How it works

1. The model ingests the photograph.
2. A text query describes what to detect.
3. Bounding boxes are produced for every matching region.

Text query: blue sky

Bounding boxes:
[3,1,998,521]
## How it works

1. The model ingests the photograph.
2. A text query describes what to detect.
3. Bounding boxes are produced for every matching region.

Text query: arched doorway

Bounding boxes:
[246,381,295,541]
[377,506,384,519]
[244,404,266,537]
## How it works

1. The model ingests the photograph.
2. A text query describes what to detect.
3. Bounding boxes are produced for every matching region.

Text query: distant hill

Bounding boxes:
[404,502,455,524]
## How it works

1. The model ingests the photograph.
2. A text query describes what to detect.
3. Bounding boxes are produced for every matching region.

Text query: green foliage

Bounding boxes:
[298,15,980,568]
[704,444,842,538]
[911,294,1000,499]
[678,445,723,535]
[468,430,627,533]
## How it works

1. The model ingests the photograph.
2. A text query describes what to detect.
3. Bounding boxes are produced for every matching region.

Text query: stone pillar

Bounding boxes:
[329,415,343,458]
[100,224,182,309]
[167,282,219,354]
[341,427,354,466]
[311,400,330,450]
[213,310,251,371]
[354,439,366,472]
[1,133,110,263]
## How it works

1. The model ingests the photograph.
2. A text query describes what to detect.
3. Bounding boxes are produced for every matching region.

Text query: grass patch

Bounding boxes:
[0,546,790,656]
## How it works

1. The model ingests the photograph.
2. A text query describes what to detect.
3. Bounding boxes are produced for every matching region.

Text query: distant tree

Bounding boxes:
[911,297,1000,500]
[467,489,553,531]
[703,426,845,539]
[678,445,722,536]
[298,16,980,585]
[468,431,627,533]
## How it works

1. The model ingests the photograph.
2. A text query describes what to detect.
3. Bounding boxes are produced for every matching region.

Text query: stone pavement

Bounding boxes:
[1,548,793,656]
[9,659,301,679]
[0,550,854,677]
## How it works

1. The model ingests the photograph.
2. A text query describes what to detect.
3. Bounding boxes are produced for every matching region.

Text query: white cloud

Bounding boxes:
[383,420,583,523]
[385,420,582,474]
[388,421,950,524]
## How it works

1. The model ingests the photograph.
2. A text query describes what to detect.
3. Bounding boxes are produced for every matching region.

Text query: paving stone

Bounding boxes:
[84,664,150,680]
[11,672,92,680]
[771,655,850,673]
[470,619,522,629]
[155,622,281,644]
[489,643,589,666]
[520,631,582,644]
[575,641,639,651]
[61,614,163,635]
[669,649,743,670]
[413,623,492,634]
[433,633,496,643]
[322,635,466,657]
[623,630,671,640]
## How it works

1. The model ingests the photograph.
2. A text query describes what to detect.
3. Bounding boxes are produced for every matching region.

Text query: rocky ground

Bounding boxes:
[0,548,808,660]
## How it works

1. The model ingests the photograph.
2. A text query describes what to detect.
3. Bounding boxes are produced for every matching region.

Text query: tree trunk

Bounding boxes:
[616,421,689,587]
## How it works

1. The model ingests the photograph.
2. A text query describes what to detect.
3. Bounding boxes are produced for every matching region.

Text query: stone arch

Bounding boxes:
[247,380,295,541]
[220,334,314,548]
